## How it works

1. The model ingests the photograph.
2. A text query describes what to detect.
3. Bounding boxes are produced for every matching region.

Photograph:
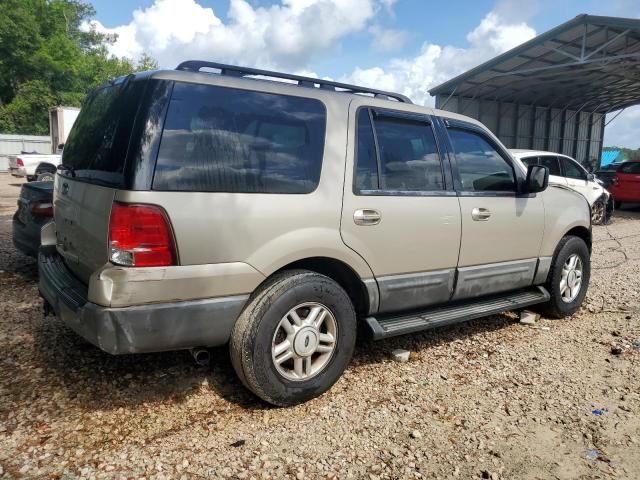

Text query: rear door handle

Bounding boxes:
[471,207,491,221]
[354,209,381,226]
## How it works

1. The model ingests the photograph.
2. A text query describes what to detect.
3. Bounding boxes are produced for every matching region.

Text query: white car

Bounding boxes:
[8,153,61,182]
[510,149,611,224]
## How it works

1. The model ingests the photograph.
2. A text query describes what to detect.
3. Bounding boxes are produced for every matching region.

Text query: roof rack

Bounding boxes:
[175,60,412,104]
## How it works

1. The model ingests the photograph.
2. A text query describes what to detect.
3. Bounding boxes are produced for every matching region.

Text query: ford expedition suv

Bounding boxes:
[39,62,592,406]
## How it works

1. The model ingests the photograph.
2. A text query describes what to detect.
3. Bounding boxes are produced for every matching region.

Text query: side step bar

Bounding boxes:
[365,286,550,340]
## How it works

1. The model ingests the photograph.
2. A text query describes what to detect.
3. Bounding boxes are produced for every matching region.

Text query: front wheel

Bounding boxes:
[590,198,605,225]
[230,270,356,406]
[539,236,591,318]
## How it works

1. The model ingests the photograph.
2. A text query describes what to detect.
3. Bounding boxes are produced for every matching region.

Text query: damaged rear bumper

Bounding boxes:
[38,247,248,354]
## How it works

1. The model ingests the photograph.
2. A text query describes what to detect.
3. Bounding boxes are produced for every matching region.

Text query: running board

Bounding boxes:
[365,286,550,340]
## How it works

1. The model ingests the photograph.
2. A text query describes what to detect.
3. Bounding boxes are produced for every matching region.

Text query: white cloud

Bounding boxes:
[369,25,407,52]
[342,11,536,105]
[84,0,539,107]
[603,106,640,149]
[466,12,536,53]
[84,0,389,69]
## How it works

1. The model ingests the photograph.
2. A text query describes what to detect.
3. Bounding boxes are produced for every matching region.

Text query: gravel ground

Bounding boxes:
[0,174,638,479]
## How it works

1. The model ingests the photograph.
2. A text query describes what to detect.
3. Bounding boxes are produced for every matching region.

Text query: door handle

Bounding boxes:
[471,207,491,221]
[354,209,381,226]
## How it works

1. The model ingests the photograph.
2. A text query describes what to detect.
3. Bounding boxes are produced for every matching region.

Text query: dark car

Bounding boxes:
[13,181,54,257]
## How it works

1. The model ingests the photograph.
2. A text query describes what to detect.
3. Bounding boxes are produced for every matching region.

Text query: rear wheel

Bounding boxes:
[230,270,356,406]
[36,172,55,182]
[539,236,590,318]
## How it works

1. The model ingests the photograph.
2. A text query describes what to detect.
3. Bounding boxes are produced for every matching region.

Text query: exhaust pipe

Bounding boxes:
[190,347,210,366]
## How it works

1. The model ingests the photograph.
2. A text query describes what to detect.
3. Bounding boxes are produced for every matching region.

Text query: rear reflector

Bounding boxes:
[108,202,176,267]
[30,202,53,218]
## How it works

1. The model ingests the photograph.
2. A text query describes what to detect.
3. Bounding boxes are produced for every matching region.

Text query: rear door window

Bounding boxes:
[538,156,561,176]
[620,162,640,174]
[354,108,444,193]
[520,156,560,176]
[153,83,326,193]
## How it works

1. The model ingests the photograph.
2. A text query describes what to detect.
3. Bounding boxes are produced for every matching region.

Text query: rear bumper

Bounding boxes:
[12,217,42,257]
[9,167,26,177]
[38,247,248,354]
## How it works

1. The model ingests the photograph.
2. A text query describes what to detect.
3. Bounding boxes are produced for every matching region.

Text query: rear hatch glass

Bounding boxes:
[60,77,143,187]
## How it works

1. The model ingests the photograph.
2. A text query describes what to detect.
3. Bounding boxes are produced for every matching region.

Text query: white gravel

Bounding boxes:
[0,174,638,479]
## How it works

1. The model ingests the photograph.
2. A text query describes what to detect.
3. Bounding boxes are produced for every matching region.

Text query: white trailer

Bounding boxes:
[48,106,80,152]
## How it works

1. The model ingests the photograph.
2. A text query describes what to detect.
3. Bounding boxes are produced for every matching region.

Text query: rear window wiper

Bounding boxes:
[57,164,76,177]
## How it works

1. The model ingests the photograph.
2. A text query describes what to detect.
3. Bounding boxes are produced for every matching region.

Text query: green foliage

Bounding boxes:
[0,0,156,134]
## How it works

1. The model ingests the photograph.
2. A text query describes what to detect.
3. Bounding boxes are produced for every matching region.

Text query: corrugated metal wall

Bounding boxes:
[435,95,604,168]
[0,134,51,172]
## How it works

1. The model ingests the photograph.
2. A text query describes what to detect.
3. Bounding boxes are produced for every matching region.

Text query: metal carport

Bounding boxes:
[429,14,640,168]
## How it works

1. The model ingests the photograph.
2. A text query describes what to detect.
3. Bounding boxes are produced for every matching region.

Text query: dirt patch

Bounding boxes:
[0,174,638,479]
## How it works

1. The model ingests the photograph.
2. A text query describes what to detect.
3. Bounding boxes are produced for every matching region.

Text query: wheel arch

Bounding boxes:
[564,225,592,253]
[35,162,57,174]
[273,256,374,317]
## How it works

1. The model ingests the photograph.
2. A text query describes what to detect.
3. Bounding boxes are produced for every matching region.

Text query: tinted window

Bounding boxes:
[355,110,378,190]
[561,158,587,180]
[538,156,561,176]
[521,156,537,168]
[449,129,515,192]
[61,79,143,186]
[619,162,640,174]
[355,109,443,192]
[153,83,326,193]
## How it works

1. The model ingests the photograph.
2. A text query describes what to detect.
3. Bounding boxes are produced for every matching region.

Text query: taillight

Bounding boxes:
[108,202,176,267]
[30,202,53,218]
[16,157,24,167]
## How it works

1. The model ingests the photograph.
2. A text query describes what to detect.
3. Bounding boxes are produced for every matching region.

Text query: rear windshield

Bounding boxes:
[153,82,326,193]
[61,78,142,186]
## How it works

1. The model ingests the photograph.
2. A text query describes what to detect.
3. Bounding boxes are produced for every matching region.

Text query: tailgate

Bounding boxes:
[54,177,115,283]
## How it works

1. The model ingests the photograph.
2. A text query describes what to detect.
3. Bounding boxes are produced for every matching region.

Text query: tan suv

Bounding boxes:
[39,61,592,406]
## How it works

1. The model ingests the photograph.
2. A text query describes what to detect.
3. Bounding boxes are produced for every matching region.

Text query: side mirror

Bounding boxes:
[587,173,595,181]
[525,164,549,193]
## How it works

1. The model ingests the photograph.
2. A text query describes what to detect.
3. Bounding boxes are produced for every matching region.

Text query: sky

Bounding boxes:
[85,0,640,148]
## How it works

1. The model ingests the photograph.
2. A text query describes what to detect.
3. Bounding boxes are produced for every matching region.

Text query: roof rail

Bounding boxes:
[175,60,412,104]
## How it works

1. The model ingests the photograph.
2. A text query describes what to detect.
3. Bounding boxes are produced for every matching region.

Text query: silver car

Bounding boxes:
[39,61,592,406]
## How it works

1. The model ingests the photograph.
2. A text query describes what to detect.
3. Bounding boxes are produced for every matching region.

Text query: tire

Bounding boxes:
[590,198,606,225]
[538,236,590,318]
[230,270,356,406]
[26,175,36,182]
[36,172,55,182]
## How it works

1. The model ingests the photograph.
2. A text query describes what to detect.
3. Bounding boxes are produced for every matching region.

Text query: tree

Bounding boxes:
[0,0,156,135]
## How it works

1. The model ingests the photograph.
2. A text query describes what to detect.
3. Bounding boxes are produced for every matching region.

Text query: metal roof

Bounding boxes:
[430,14,640,114]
